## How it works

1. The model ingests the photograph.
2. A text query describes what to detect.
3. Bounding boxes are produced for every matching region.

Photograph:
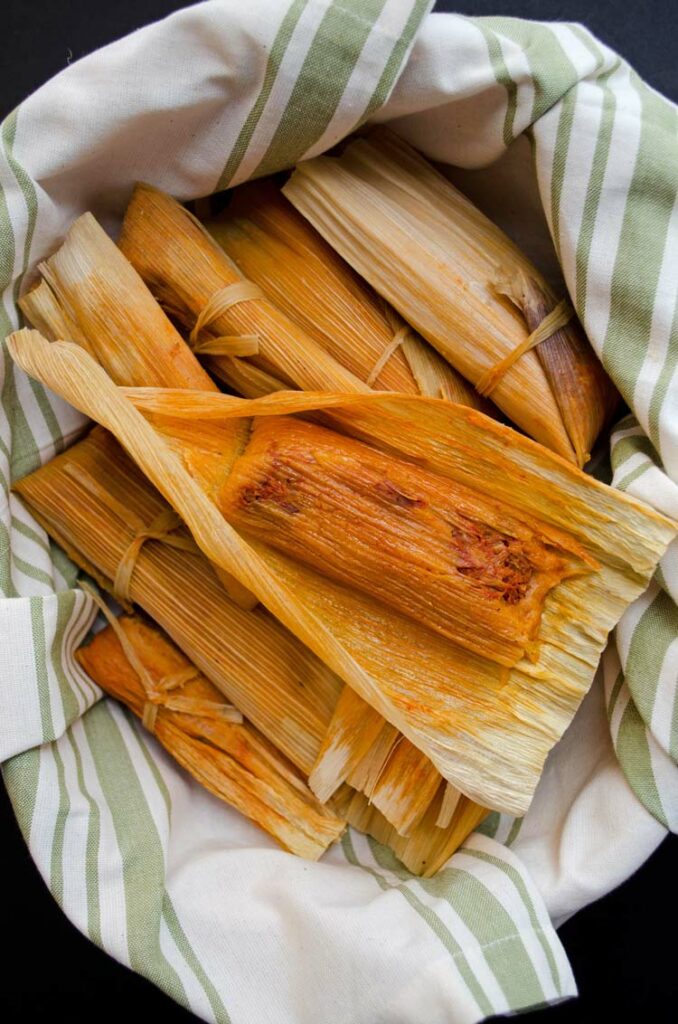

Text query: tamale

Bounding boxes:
[207,179,488,408]
[117,183,368,394]
[283,128,618,466]
[218,414,585,665]
[77,612,344,858]
[9,332,676,816]
[205,181,493,813]
[20,207,472,834]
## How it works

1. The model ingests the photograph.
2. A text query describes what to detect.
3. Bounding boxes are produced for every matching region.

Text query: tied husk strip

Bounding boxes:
[10,332,676,815]
[493,270,618,465]
[333,785,488,877]
[118,183,369,395]
[15,426,342,775]
[283,128,618,465]
[76,613,345,859]
[80,580,243,730]
[208,179,488,409]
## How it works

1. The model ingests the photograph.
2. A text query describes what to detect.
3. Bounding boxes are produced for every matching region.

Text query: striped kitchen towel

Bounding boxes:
[1,3,676,1021]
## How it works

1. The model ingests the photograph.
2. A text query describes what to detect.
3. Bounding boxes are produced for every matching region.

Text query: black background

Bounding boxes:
[1,2,677,1022]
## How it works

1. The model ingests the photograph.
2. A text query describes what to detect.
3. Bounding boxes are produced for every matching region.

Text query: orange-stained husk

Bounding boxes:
[218,414,585,666]
[14,427,342,775]
[77,615,345,859]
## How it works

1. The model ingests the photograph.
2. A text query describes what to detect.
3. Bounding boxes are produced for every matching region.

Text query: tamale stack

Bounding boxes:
[10,141,674,874]
[16,427,484,872]
[206,179,487,407]
[283,128,618,466]
[19,213,442,830]
[77,610,344,859]
[8,331,676,819]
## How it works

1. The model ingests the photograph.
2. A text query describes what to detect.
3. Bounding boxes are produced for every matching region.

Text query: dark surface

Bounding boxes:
[1,1,678,1022]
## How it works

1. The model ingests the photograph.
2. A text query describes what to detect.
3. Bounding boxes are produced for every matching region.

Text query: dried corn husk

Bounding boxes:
[333,784,488,877]
[218,413,588,666]
[118,183,367,394]
[9,331,675,816]
[206,182,494,813]
[77,611,344,858]
[283,128,618,466]
[208,179,488,408]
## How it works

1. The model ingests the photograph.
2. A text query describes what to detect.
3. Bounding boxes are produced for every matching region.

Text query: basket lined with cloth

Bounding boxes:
[1,3,677,1022]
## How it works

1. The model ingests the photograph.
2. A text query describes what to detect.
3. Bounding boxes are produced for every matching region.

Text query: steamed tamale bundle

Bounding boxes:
[283,128,618,466]
[77,610,344,859]
[206,179,487,408]
[8,330,675,820]
[16,426,484,872]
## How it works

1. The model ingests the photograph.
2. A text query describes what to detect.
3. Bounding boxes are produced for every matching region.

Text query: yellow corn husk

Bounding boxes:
[283,128,619,466]
[18,210,432,831]
[9,331,676,816]
[207,179,489,409]
[77,613,344,858]
[333,784,488,877]
[117,183,367,394]
[436,782,462,830]
[14,426,342,775]
[313,688,444,834]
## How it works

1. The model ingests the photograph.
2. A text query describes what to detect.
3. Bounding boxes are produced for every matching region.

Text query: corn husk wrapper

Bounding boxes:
[205,182,488,818]
[283,128,618,466]
[18,210,456,828]
[207,179,489,409]
[9,330,675,816]
[333,784,488,878]
[77,613,344,858]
